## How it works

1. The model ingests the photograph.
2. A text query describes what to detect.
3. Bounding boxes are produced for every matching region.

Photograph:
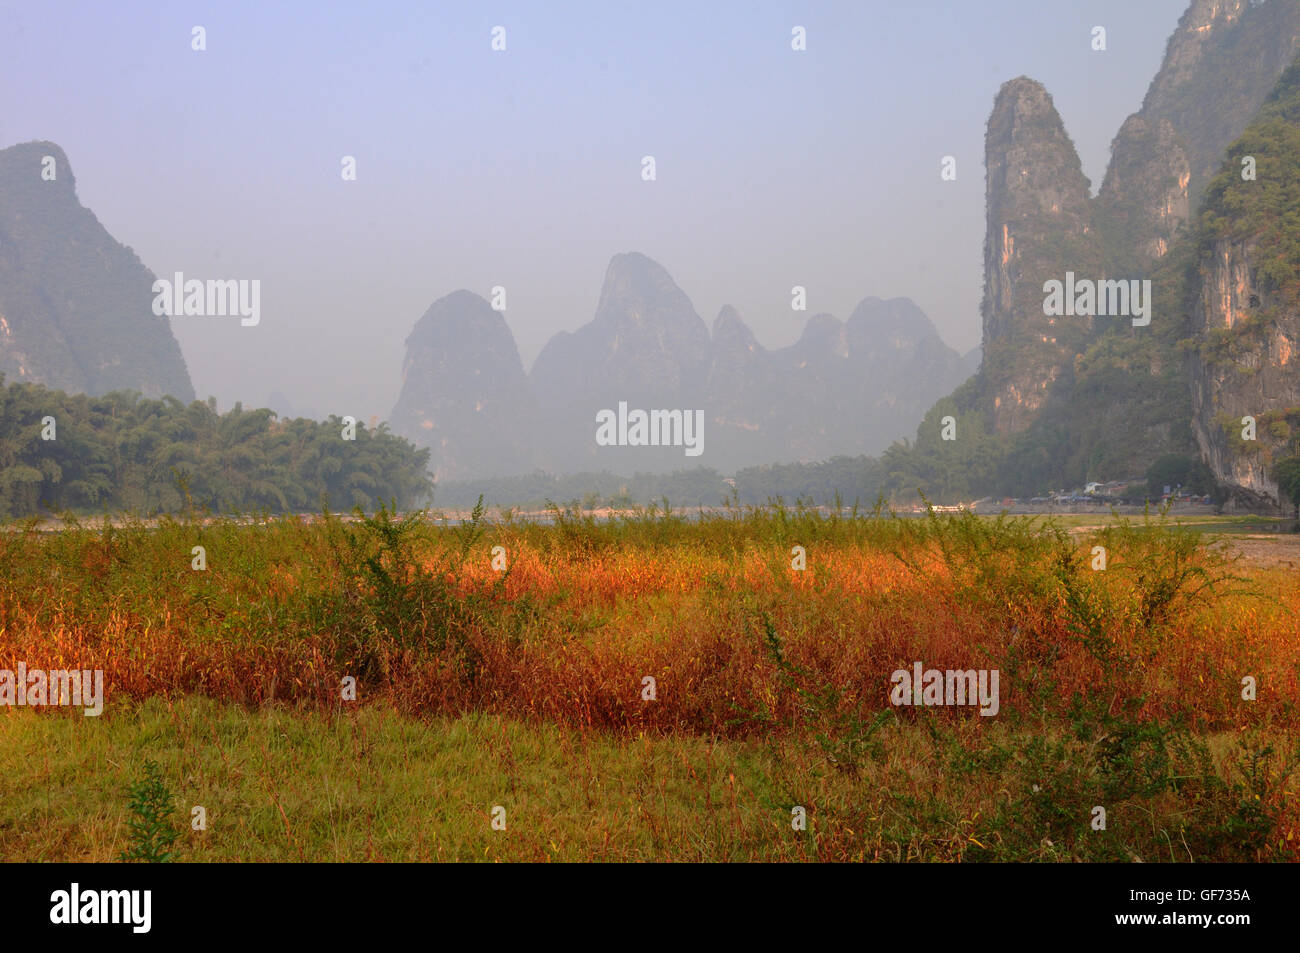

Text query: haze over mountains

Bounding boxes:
[390,253,979,479]
[0,135,977,484]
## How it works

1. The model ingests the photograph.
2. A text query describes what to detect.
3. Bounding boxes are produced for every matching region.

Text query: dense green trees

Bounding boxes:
[0,376,431,517]
[1199,61,1300,307]
[1272,457,1300,517]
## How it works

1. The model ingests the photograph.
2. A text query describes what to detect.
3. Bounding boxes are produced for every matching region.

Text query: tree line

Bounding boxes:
[0,376,431,517]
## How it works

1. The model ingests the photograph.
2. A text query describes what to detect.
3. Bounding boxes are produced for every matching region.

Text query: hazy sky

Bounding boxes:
[1,0,1188,421]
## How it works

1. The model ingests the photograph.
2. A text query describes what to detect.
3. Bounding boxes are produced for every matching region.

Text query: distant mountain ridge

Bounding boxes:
[0,141,194,402]
[391,254,974,480]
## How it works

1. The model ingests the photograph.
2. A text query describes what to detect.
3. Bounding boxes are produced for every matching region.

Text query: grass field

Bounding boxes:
[1,501,1297,861]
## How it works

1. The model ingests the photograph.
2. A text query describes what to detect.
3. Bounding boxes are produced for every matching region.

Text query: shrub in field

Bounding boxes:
[964,696,1298,862]
[747,611,892,774]
[312,496,506,683]
[118,759,179,863]
[1091,508,1248,664]
[895,500,1072,603]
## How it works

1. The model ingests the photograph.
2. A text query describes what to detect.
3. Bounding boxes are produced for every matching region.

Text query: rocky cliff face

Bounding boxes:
[1095,116,1191,266]
[1095,0,1300,274]
[1187,58,1300,510]
[1139,0,1300,207]
[0,141,194,401]
[942,1,1300,492]
[389,290,531,481]
[978,78,1099,435]
[1188,237,1293,509]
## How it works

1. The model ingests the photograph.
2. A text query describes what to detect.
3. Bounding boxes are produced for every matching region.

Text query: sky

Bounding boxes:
[0,0,1189,421]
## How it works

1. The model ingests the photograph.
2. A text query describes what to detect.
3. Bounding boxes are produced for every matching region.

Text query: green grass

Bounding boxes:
[1,697,1293,862]
[0,698,814,862]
